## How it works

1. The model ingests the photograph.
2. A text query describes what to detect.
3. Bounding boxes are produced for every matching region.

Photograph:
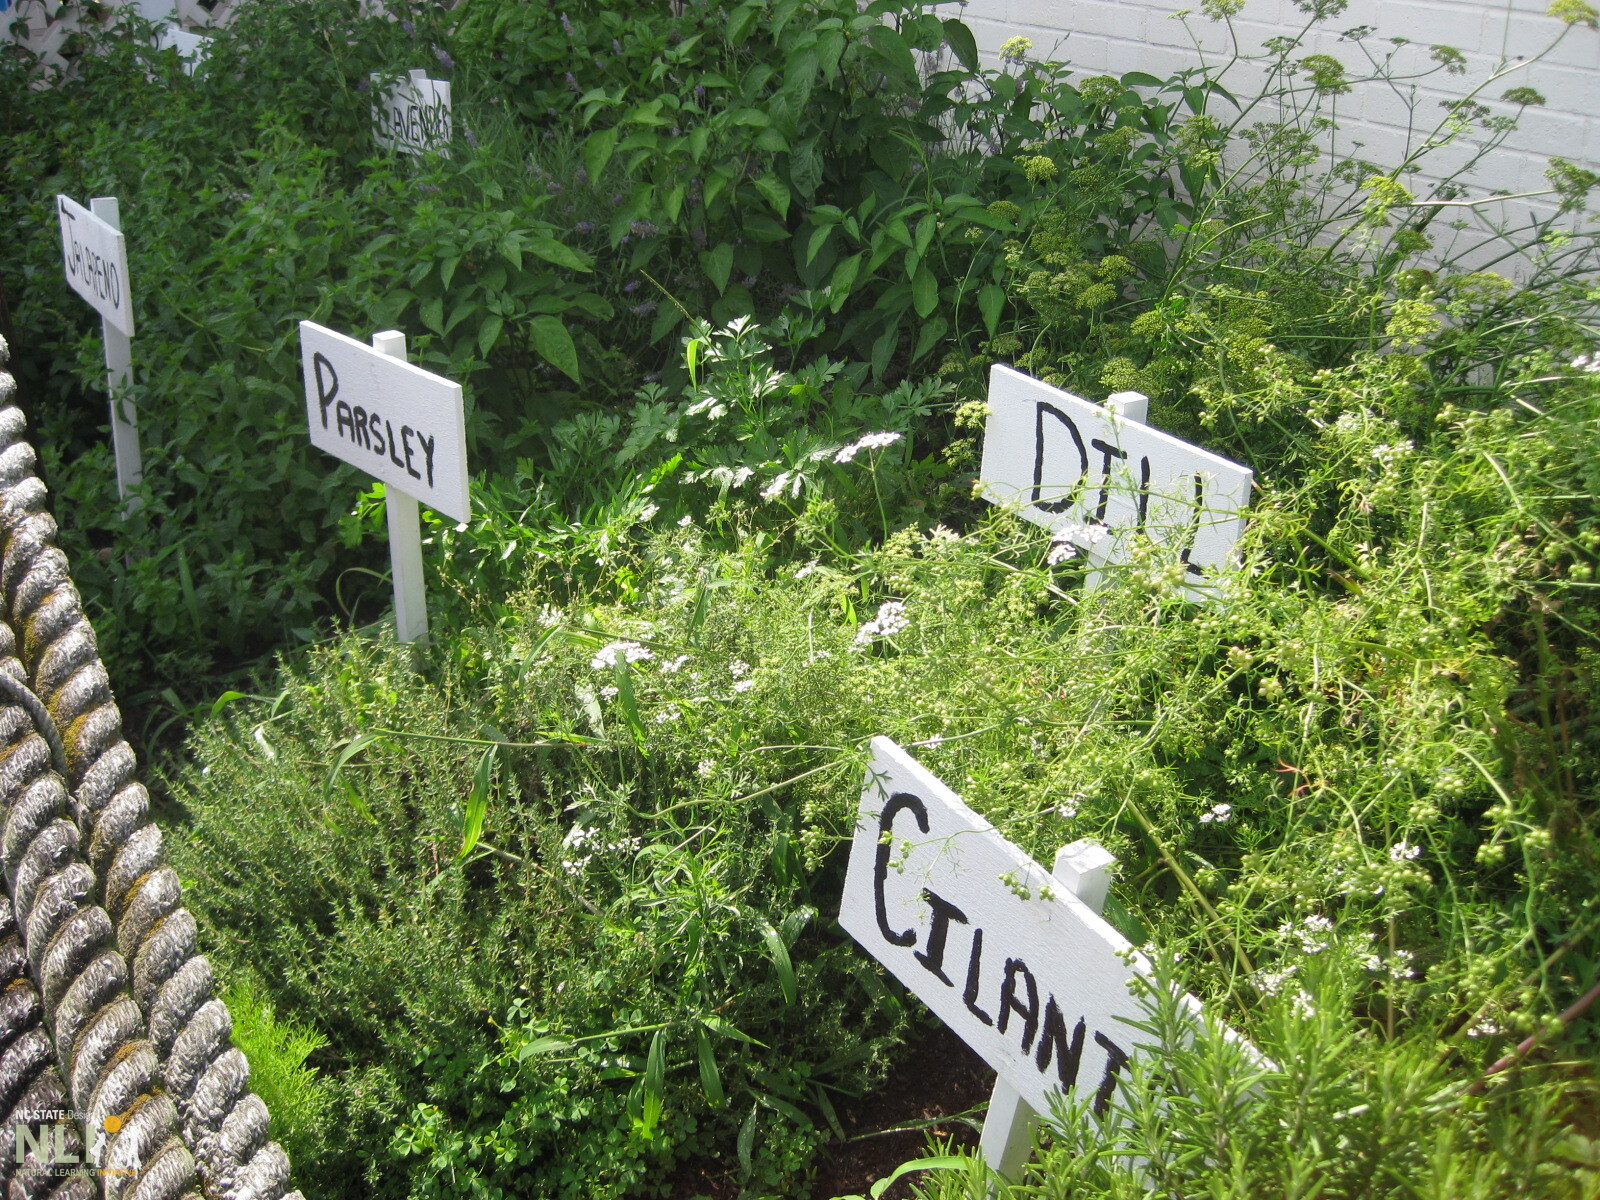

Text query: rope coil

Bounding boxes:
[0,336,301,1198]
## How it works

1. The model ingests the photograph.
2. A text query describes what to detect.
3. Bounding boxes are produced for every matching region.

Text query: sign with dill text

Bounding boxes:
[840,737,1179,1120]
[979,365,1252,598]
[298,320,470,523]
[372,69,452,156]
[56,195,133,337]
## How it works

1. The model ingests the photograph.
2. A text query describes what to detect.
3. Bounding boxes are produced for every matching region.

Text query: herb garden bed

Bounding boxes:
[2,0,1599,1197]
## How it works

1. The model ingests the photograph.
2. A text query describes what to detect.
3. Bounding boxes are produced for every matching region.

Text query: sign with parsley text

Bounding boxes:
[839,738,1193,1120]
[298,320,470,522]
[56,195,133,337]
[979,366,1252,598]
[373,69,452,156]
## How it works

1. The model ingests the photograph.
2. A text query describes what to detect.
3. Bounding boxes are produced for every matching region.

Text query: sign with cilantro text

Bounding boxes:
[373,69,451,156]
[840,737,1195,1120]
[979,366,1252,597]
[56,195,133,337]
[298,320,470,523]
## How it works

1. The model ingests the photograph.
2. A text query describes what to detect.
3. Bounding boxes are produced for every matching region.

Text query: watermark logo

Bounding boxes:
[13,1110,135,1179]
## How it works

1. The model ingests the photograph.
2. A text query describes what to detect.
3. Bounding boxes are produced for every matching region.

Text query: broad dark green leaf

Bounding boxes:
[942,18,978,72]
[524,236,592,272]
[979,282,1005,338]
[701,243,734,294]
[866,24,918,86]
[584,126,617,184]
[529,315,580,383]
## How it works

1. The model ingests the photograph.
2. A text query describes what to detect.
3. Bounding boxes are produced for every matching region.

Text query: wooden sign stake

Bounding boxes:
[978,839,1117,1181]
[371,329,429,644]
[84,197,141,514]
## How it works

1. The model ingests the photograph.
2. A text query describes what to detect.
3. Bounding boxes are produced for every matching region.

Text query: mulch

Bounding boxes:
[665,1020,994,1199]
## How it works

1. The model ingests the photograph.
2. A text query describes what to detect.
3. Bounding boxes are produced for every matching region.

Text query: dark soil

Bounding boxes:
[665,1020,994,1199]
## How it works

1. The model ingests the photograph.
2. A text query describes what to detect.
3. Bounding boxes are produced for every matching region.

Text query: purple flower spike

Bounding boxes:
[560,12,574,34]
[740,274,757,289]
[401,19,415,36]
[464,127,479,148]
[434,46,455,69]
[575,167,589,185]
[631,302,658,316]
[612,193,625,206]
[613,37,622,54]
[623,280,640,293]
[575,220,596,233]
[694,84,705,98]
[629,219,659,237]
[565,71,579,92]
[548,181,563,194]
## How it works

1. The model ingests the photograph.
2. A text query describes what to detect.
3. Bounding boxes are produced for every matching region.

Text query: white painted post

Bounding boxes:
[371,329,428,644]
[90,197,142,513]
[1106,391,1149,425]
[978,838,1118,1181]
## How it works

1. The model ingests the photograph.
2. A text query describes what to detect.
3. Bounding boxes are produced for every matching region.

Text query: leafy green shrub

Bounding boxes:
[223,977,336,1171]
[168,338,1599,1193]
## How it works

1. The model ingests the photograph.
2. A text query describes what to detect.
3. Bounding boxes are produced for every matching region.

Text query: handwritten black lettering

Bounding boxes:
[1031,402,1088,514]
[997,958,1040,1053]
[335,401,354,440]
[1035,999,1086,1087]
[873,793,929,947]
[352,405,371,451]
[1089,437,1127,524]
[369,410,386,457]
[385,419,406,470]
[1176,472,1207,578]
[401,425,422,480]
[913,889,968,986]
[419,432,437,488]
[962,927,993,1026]
[1135,456,1152,535]
[313,353,339,428]
[1093,1031,1131,1114]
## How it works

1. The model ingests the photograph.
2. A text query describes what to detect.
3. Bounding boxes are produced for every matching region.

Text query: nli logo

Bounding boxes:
[13,1112,135,1179]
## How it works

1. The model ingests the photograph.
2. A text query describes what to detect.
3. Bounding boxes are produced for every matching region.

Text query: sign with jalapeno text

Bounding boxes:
[298,320,470,523]
[373,69,452,156]
[979,365,1252,599]
[56,195,133,337]
[840,738,1208,1121]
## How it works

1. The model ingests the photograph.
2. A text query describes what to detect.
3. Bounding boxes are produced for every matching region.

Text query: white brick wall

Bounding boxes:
[953,0,1600,274]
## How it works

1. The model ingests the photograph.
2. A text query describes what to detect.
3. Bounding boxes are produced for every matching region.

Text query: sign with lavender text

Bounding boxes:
[373,69,452,156]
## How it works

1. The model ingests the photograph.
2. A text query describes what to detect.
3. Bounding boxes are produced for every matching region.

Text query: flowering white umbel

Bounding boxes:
[1047,521,1109,565]
[854,600,909,644]
[1572,351,1600,373]
[591,640,654,669]
[1200,802,1233,824]
[833,431,902,464]
[1388,841,1422,862]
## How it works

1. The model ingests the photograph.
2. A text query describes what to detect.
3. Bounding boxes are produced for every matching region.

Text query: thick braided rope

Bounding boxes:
[0,898,95,1200]
[0,637,200,1200]
[0,340,301,1199]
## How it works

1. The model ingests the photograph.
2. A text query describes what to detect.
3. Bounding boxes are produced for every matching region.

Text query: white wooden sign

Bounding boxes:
[155,22,212,75]
[840,737,1187,1122]
[980,366,1252,597]
[58,195,141,511]
[372,69,452,156]
[299,321,470,643]
[299,321,470,523]
[56,195,133,337]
